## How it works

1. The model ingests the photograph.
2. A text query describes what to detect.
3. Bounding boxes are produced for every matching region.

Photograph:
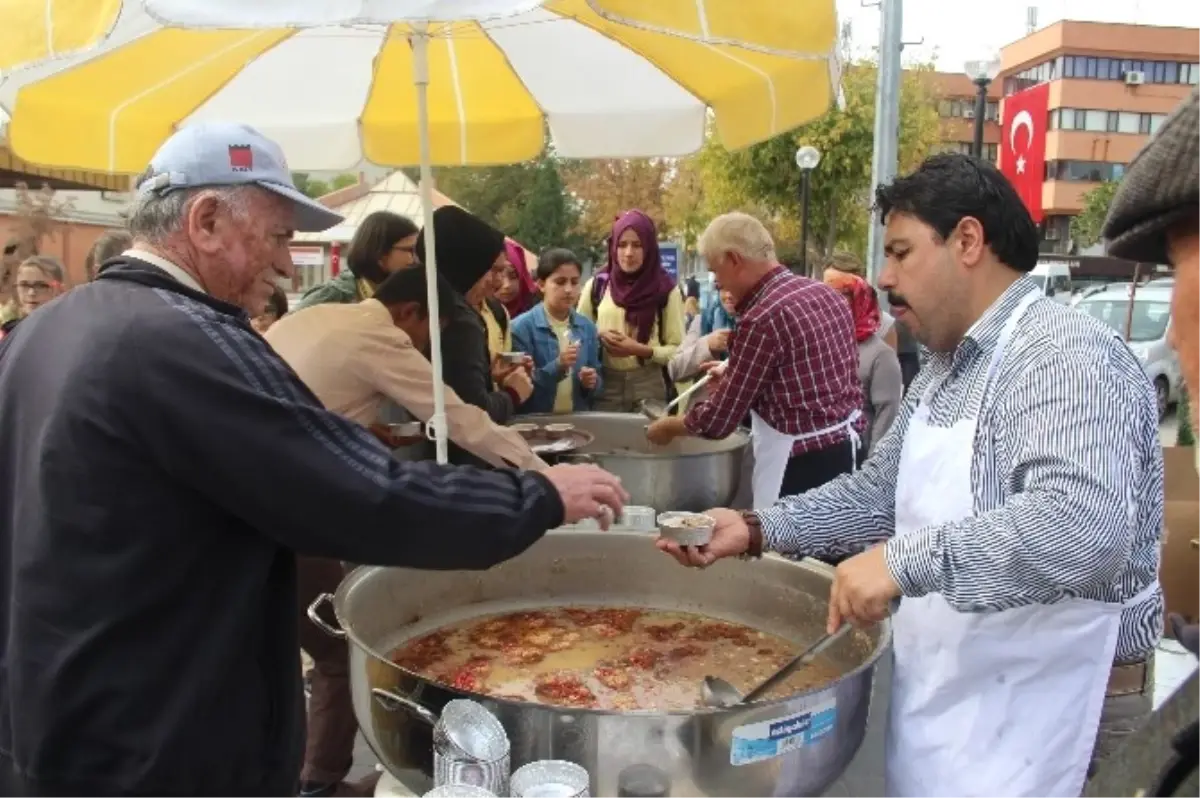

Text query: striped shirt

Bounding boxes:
[756,278,1164,662]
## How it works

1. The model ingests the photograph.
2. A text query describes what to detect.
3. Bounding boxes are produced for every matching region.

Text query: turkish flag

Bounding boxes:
[999,82,1050,223]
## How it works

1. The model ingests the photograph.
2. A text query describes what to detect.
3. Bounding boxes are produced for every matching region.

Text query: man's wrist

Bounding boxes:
[738,511,764,559]
[503,386,522,406]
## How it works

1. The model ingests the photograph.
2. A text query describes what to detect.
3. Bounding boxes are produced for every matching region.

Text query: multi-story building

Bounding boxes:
[996,21,1198,254]
[930,71,1003,163]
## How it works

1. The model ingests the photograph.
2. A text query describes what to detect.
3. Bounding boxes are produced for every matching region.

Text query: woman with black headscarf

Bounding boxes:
[416,206,534,466]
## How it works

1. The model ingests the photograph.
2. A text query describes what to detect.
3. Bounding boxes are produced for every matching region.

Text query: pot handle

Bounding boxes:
[372,688,440,727]
[306,593,346,639]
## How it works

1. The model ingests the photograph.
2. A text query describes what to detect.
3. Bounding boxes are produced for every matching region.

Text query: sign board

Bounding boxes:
[289,245,325,268]
[659,241,679,280]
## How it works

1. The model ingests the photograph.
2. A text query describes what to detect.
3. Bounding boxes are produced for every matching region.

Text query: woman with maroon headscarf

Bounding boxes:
[496,240,539,318]
[823,270,903,455]
[579,210,684,411]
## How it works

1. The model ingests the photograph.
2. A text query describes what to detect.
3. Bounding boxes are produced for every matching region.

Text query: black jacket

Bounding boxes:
[0,258,563,795]
[438,292,515,467]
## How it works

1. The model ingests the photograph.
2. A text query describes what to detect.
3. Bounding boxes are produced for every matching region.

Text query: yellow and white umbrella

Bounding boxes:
[0,0,839,462]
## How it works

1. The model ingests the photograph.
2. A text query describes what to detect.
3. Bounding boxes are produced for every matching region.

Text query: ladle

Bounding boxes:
[639,373,712,421]
[701,623,853,708]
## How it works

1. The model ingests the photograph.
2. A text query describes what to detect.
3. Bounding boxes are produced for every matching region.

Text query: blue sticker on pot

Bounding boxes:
[729,700,837,766]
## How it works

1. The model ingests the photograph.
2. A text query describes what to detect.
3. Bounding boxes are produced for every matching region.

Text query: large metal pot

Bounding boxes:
[520,412,748,511]
[310,531,890,797]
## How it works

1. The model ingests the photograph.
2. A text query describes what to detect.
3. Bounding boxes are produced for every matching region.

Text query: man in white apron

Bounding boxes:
[657,154,1164,797]
[646,213,864,509]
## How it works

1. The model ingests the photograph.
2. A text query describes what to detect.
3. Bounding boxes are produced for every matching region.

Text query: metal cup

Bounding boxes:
[423,785,496,797]
[509,760,590,798]
[433,746,510,796]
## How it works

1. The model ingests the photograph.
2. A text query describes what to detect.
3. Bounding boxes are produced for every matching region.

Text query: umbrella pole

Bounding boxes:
[412,23,450,464]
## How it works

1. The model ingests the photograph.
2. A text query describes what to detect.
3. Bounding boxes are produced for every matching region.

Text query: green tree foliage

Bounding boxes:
[1069,181,1120,250]
[434,151,582,255]
[329,173,359,191]
[677,60,943,264]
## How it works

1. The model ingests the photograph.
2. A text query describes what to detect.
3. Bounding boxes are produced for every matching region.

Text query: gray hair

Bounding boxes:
[19,254,66,283]
[699,212,777,264]
[126,168,254,243]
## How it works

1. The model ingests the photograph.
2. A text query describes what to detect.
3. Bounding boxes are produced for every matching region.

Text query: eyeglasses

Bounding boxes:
[392,244,416,255]
[16,281,54,294]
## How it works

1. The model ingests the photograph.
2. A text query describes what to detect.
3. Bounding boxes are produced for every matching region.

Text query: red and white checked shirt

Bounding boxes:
[684,266,864,456]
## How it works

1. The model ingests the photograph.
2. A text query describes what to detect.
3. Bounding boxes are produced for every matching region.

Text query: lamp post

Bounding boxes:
[795,145,821,276]
[964,58,1002,159]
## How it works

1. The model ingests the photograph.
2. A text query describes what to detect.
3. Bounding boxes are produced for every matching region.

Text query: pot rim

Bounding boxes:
[518,411,750,460]
[331,533,892,719]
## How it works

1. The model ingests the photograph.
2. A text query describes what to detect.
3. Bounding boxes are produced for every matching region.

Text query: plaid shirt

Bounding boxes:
[684,266,863,455]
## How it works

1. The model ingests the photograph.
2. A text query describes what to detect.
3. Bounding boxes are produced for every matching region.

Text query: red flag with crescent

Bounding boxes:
[999,82,1050,223]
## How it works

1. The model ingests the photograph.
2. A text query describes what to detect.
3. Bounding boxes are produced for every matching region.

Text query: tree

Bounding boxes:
[433,150,582,255]
[291,172,331,199]
[685,60,943,264]
[662,158,708,250]
[329,173,359,191]
[561,158,670,246]
[1069,181,1120,250]
[11,182,74,257]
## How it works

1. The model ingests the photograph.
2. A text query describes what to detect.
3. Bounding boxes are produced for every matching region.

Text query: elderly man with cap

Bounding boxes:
[1085,88,1199,798]
[659,153,1166,797]
[0,123,626,796]
[416,205,534,466]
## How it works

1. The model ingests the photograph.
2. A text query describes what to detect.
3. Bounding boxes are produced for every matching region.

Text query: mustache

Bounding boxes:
[887,292,909,309]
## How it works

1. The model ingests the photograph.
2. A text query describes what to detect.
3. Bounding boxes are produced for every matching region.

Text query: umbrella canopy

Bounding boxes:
[0,0,839,173]
[0,0,840,465]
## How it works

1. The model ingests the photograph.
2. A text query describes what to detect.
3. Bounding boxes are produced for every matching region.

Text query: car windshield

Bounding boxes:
[1076,298,1171,343]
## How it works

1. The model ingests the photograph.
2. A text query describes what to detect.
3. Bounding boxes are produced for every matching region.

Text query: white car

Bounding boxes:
[1074,283,1180,419]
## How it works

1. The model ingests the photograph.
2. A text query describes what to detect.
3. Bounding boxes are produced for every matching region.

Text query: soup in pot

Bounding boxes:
[389,606,842,711]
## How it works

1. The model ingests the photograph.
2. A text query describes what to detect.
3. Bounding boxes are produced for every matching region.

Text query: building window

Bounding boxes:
[1165,62,1179,83]
[1049,107,1170,137]
[1115,111,1141,135]
[1047,160,1127,182]
[1047,55,1196,85]
[985,101,999,121]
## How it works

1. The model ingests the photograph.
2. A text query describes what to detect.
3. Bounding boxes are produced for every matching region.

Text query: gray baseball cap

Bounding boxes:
[136,122,344,233]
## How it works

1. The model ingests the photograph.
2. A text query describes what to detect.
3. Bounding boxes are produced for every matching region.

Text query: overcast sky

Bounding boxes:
[838,0,1200,71]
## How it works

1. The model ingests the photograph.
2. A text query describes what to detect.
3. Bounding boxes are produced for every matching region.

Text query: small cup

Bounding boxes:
[509,760,590,798]
[423,785,496,797]
[511,423,540,440]
[543,423,576,440]
[657,511,716,547]
[498,352,526,366]
[619,506,657,532]
[434,749,510,796]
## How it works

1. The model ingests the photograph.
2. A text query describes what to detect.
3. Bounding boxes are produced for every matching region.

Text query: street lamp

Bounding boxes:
[964,58,1002,159]
[795,145,821,276]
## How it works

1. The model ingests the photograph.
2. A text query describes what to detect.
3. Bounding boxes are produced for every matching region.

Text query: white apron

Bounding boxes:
[885,291,1159,797]
[750,408,862,509]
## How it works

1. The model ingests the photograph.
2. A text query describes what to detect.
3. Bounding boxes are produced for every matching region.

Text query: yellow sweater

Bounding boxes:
[578,279,684,372]
[480,301,513,362]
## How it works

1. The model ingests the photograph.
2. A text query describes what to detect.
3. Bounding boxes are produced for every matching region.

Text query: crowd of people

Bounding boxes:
[0,86,1195,797]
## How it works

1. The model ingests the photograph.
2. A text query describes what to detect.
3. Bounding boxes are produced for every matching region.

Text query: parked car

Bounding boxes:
[1073,283,1180,419]
[1030,261,1074,304]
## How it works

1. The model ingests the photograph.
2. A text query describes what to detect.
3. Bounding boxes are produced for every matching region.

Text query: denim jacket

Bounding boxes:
[510,304,603,414]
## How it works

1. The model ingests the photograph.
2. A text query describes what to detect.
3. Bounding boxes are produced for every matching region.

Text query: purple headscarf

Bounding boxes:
[603,210,676,343]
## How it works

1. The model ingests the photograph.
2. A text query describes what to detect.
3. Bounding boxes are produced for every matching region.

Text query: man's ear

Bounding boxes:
[185,191,226,255]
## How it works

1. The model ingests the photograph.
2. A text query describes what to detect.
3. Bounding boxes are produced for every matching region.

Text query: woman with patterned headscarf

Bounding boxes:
[823,270,903,454]
[578,210,684,412]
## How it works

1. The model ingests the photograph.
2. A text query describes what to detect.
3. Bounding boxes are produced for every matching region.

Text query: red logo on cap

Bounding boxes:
[229,144,253,171]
